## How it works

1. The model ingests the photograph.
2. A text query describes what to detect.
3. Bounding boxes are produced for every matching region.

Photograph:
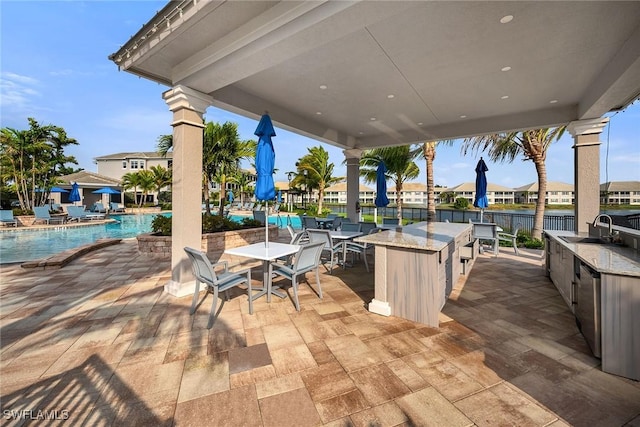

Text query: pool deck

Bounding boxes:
[1,234,639,426]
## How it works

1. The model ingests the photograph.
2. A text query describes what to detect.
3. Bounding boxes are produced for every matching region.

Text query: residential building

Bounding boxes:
[514,182,574,204]
[600,181,640,205]
[323,182,375,205]
[388,183,429,206]
[57,170,121,208]
[447,182,516,205]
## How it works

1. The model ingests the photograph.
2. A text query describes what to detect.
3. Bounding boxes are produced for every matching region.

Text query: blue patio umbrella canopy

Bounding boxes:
[277,190,282,204]
[69,182,81,203]
[374,162,389,208]
[49,186,69,193]
[473,158,489,221]
[254,114,276,246]
[228,190,234,203]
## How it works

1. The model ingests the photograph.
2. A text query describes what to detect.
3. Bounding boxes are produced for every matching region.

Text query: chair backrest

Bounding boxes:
[513,223,522,235]
[67,206,84,217]
[359,222,376,234]
[293,241,324,272]
[95,202,105,210]
[287,224,296,239]
[327,213,338,220]
[472,223,498,239]
[307,228,333,249]
[331,217,343,230]
[302,216,318,229]
[0,210,15,221]
[341,222,362,232]
[382,217,398,225]
[184,247,217,286]
[253,210,266,225]
[290,229,308,245]
[33,206,51,219]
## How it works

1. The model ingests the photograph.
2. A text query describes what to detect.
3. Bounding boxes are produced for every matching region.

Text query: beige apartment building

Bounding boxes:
[514,181,575,205]
[600,181,640,205]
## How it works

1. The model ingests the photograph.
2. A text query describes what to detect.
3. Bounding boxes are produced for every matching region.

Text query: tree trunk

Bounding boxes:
[396,181,403,225]
[424,142,436,221]
[532,159,547,240]
[218,176,227,216]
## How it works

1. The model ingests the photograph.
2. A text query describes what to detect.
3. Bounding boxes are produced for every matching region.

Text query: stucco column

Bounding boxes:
[163,85,212,297]
[343,149,362,222]
[567,118,609,234]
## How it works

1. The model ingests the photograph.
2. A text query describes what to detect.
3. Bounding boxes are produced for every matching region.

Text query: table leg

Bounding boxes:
[264,260,286,301]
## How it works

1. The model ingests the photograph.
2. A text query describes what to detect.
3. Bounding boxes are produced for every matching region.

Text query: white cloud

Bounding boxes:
[0,71,41,112]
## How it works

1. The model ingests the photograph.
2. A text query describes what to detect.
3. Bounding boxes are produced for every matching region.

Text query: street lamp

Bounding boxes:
[286,171,294,211]
[303,169,308,210]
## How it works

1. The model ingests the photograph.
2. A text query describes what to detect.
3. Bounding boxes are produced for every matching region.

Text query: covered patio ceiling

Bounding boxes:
[110,1,640,149]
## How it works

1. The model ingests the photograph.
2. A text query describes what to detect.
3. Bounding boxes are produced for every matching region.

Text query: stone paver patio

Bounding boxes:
[1,236,639,426]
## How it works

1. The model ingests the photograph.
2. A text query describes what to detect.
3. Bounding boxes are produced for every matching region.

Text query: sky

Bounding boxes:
[2,1,639,190]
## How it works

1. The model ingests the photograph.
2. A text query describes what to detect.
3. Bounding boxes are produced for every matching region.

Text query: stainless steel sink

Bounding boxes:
[560,236,608,244]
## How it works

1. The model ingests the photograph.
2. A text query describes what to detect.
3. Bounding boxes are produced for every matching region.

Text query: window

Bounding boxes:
[122,161,127,169]
[140,160,145,169]
[131,160,139,169]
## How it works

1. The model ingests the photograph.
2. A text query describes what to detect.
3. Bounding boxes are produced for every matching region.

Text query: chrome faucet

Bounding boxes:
[592,214,614,237]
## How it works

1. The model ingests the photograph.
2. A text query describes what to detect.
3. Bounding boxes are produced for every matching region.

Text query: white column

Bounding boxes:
[343,149,362,222]
[163,85,212,297]
[567,118,609,234]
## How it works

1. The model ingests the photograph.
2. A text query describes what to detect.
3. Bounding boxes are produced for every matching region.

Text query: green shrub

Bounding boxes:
[151,213,265,236]
[454,197,470,210]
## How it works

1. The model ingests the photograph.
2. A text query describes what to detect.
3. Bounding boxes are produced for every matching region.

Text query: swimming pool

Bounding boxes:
[0,213,302,264]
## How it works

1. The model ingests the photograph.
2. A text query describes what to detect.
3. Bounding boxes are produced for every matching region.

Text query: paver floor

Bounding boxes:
[1,236,639,426]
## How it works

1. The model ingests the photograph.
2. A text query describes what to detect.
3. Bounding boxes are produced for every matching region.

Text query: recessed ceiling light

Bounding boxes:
[316,111,322,115]
[417,122,423,126]
[319,84,327,90]
[501,66,511,72]
[359,131,364,135]
[501,95,509,100]
[370,117,377,121]
[500,15,513,24]
[549,99,558,104]
[387,94,395,99]
[460,115,467,119]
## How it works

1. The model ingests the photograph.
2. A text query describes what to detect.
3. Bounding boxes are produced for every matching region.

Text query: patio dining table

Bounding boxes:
[224,242,301,302]
[315,217,334,229]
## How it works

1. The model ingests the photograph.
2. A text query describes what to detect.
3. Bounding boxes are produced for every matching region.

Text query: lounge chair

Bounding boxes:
[0,210,18,227]
[32,206,65,225]
[91,202,107,213]
[67,206,104,221]
[110,202,125,213]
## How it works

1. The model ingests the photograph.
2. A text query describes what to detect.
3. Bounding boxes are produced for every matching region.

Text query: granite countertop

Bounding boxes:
[545,230,640,277]
[355,221,471,251]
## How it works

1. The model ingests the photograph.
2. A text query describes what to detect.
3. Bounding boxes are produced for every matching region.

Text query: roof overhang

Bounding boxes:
[110,1,640,149]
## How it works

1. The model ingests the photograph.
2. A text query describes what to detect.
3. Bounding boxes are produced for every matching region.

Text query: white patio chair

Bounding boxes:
[472,222,499,256]
[498,223,521,256]
[270,241,324,311]
[306,228,343,274]
[184,247,253,329]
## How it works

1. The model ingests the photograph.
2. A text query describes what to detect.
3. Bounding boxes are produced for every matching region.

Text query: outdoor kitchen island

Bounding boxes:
[354,221,473,327]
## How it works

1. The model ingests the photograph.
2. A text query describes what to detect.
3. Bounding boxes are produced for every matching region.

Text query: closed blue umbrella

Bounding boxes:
[69,182,81,205]
[277,190,282,204]
[228,190,234,203]
[254,113,276,246]
[473,158,489,222]
[374,161,390,225]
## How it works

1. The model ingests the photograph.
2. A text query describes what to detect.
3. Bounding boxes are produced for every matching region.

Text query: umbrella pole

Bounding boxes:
[374,208,378,224]
[480,209,484,223]
[265,201,269,248]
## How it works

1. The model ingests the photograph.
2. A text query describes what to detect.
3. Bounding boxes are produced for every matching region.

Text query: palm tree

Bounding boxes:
[462,127,566,240]
[414,140,454,221]
[203,121,255,215]
[137,170,156,207]
[295,146,341,214]
[360,146,420,223]
[150,165,172,197]
[121,172,141,207]
[156,134,173,157]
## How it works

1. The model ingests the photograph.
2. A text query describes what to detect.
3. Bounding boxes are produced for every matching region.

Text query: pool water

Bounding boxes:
[0,213,301,264]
